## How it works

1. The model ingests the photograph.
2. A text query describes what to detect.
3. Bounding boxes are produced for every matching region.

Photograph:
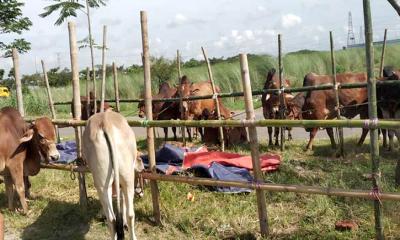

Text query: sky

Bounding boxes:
[1,0,400,75]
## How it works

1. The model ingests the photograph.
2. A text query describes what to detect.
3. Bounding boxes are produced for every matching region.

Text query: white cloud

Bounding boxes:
[231,30,239,37]
[175,13,187,23]
[281,14,302,28]
[244,30,255,40]
[257,6,266,12]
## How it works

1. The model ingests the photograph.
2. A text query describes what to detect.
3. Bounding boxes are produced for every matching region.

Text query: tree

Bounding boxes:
[0,0,32,56]
[151,57,175,85]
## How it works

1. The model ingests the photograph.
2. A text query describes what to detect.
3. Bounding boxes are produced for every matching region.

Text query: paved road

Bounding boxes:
[57,108,365,144]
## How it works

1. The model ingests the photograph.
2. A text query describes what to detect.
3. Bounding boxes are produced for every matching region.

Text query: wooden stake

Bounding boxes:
[379,29,388,78]
[201,47,225,151]
[239,53,269,237]
[330,31,344,157]
[100,25,107,113]
[11,49,24,117]
[86,0,97,114]
[177,50,186,145]
[68,21,87,209]
[140,11,161,225]
[86,67,91,118]
[278,34,285,151]
[363,1,384,239]
[112,62,120,112]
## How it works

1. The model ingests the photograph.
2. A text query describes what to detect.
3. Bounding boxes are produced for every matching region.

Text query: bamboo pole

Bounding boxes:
[52,80,400,106]
[41,60,60,142]
[86,67,90,118]
[177,50,186,145]
[240,53,269,236]
[278,34,285,151]
[140,11,161,225]
[379,29,388,78]
[330,31,344,157]
[363,1,383,239]
[100,25,107,113]
[37,164,400,202]
[41,60,56,119]
[68,21,87,209]
[11,49,24,117]
[201,47,225,151]
[112,62,120,112]
[86,0,97,114]
[43,118,400,129]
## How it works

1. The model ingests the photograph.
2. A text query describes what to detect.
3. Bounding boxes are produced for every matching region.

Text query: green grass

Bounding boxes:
[3,44,399,117]
[2,137,400,239]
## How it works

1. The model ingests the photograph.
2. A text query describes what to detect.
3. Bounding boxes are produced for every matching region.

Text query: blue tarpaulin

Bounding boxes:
[56,141,77,164]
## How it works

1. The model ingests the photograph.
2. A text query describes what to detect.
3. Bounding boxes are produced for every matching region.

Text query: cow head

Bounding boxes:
[27,118,60,163]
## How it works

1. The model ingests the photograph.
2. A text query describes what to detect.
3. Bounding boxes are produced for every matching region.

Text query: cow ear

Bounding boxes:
[20,129,34,143]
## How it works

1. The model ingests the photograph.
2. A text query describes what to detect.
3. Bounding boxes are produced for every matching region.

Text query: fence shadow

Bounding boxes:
[21,199,101,240]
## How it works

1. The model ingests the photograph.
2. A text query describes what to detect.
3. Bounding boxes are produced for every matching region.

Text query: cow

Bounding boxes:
[261,69,294,146]
[138,82,181,141]
[82,111,144,240]
[302,72,369,150]
[180,78,229,140]
[0,107,60,214]
[71,91,112,120]
[378,67,400,151]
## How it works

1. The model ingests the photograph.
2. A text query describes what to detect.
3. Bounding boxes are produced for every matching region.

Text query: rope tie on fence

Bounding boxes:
[369,186,383,205]
[364,118,379,129]
[251,180,263,190]
[142,119,149,127]
[212,93,218,100]
[334,83,340,90]
[278,87,285,95]
[70,164,76,181]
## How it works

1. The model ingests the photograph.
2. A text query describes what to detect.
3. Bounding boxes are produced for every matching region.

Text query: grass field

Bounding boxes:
[2,44,399,117]
[2,137,400,240]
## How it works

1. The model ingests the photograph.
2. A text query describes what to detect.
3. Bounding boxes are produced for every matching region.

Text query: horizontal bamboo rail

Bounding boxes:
[52,80,400,106]
[27,118,400,129]
[39,164,400,201]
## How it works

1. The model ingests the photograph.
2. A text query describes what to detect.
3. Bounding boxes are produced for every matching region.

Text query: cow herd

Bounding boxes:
[0,67,399,239]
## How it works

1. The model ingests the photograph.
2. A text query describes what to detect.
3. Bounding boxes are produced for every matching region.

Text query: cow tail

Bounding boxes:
[103,131,124,240]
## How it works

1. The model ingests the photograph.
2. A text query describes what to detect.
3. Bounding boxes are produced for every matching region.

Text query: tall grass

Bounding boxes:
[2,44,398,116]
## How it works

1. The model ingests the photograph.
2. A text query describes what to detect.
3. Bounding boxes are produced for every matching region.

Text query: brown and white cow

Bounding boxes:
[0,107,60,214]
[82,111,144,240]
[138,82,181,141]
[261,69,294,146]
[302,72,369,150]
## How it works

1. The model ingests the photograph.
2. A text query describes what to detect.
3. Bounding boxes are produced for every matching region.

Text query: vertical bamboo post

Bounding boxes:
[201,47,225,151]
[177,50,186,145]
[140,11,161,224]
[41,60,60,143]
[363,1,383,239]
[11,49,24,117]
[112,62,120,112]
[100,25,107,113]
[86,67,90,118]
[86,0,97,114]
[68,21,87,209]
[41,60,57,119]
[330,31,344,157]
[278,35,285,151]
[240,53,269,236]
[379,29,388,78]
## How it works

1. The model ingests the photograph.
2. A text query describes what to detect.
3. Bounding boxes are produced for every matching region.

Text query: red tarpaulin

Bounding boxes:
[183,150,281,172]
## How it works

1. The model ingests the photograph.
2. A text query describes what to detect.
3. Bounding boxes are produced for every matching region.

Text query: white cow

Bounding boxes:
[82,111,144,240]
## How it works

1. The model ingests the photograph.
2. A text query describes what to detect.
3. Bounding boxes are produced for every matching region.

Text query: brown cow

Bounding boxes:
[180,77,229,140]
[302,72,369,150]
[72,91,112,120]
[261,69,293,146]
[138,82,181,141]
[0,107,60,214]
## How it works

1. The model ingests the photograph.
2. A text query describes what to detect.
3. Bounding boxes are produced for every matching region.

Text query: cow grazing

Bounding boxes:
[302,72,369,150]
[378,67,400,151]
[83,111,144,240]
[261,68,294,146]
[0,107,60,214]
[138,82,180,141]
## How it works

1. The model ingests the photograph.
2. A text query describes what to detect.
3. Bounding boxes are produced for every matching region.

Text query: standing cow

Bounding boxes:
[302,72,369,150]
[82,111,144,240]
[0,107,60,214]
